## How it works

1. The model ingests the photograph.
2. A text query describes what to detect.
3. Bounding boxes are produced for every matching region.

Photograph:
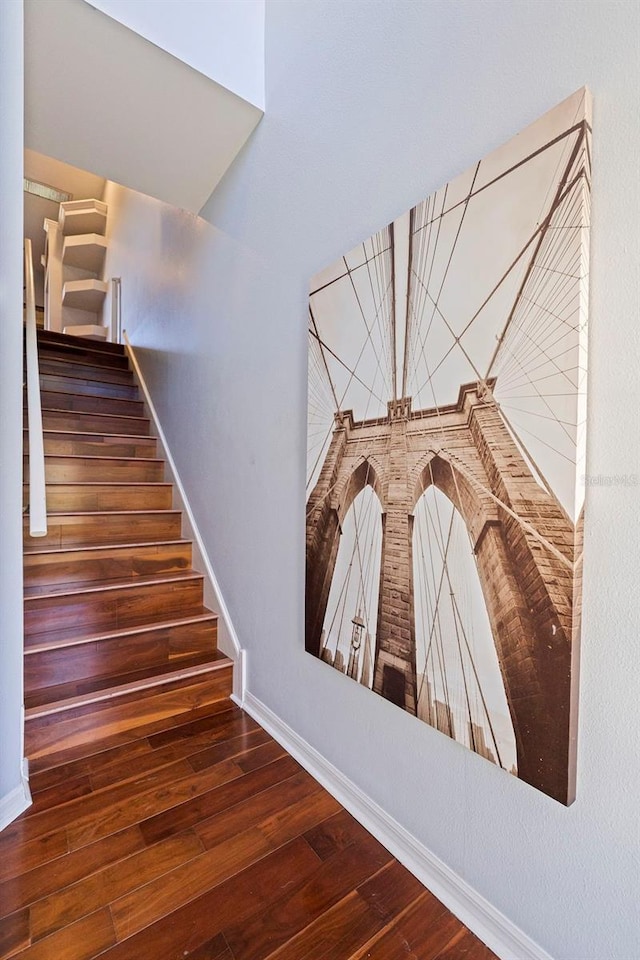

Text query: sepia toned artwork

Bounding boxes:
[305,88,591,805]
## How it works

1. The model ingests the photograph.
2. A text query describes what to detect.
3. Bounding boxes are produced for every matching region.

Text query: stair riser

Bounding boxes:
[25,578,205,639]
[37,345,130,371]
[24,542,192,588]
[29,484,173,512]
[23,513,182,550]
[36,410,150,437]
[24,621,218,693]
[36,358,134,385]
[32,458,165,483]
[39,374,139,401]
[25,669,233,761]
[37,330,125,356]
[37,434,157,458]
[39,389,143,417]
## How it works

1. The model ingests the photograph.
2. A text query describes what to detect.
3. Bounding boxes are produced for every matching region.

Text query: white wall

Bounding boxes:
[0,0,29,826]
[25,0,262,214]
[102,2,640,957]
[87,0,265,109]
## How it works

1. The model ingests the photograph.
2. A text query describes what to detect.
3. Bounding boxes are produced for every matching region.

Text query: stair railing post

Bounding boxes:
[111,277,122,344]
[24,237,47,537]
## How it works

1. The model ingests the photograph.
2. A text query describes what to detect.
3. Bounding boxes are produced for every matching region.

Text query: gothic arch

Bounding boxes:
[411,475,517,765]
[410,449,497,548]
[332,455,386,522]
[306,456,384,662]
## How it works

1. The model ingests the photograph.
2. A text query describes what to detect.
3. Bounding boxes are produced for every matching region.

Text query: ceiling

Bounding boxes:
[24,0,263,215]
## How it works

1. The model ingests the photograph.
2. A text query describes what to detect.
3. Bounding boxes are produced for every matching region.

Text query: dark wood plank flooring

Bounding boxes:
[0,702,497,960]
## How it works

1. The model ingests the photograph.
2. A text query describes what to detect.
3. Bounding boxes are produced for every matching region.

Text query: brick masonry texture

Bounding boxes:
[306,384,580,804]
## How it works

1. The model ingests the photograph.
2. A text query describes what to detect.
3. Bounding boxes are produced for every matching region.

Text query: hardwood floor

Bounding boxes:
[0,701,497,960]
[8,329,498,959]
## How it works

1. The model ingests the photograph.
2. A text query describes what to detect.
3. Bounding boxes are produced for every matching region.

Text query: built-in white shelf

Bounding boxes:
[62,278,108,311]
[62,323,108,340]
[59,199,107,237]
[62,233,107,273]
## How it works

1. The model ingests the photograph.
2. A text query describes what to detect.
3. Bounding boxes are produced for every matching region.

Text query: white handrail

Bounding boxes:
[24,238,47,537]
[110,277,122,343]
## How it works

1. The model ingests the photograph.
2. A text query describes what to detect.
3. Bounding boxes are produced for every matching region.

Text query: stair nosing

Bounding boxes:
[27,428,156,443]
[37,353,130,371]
[36,388,143,409]
[24,538,191,557]
[36,355,133,374]
[24,569,203,601]
[37,331,125,353]
[26,453,164,465]
[40,406,149,424]
[37,366,135,383]
[25,509,180,519]
[27,481,172,487]
[24,612,218,654]
[25,658,233,720]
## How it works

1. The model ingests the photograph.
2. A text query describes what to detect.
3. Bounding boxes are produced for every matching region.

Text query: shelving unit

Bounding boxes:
[43,199,110,339]
[59,198,107,236]
[62,233,107,273]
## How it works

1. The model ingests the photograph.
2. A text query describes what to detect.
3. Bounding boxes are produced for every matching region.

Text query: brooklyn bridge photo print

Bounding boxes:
[305,89,590,805]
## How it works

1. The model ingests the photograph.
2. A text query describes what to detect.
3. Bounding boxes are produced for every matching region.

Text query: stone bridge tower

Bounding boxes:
[306,381,579,804]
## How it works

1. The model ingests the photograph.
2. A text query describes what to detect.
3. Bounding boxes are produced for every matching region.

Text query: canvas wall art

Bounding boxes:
[305,88,591,805]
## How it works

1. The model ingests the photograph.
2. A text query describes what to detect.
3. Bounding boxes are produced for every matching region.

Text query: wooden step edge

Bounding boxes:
[27,453,164,465]
[24,538,191,558]
[26,428,156,443]
[34,361,134,381]
[39,406,149,424]
[29,481,172,488]
[36,330,125,354]
[34,353,133,373]
[37,374,137,394]
[25,509,181,519]
[33,388,143,408]
[24,569,203,601]
[33,385,142,403]
[24,658,233,720]
[36,350,130,371]
[24,612,218,654]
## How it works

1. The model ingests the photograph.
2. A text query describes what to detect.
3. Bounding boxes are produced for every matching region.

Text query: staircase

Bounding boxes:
[23,328,233,766]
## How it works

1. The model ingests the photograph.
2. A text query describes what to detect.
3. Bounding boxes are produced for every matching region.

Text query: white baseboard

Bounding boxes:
[0,767,32,834]
[236,690,554,960]
[123,334,245,698]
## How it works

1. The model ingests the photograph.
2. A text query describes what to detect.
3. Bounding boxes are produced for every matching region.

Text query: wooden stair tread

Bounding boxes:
[40,405,147,424]
[36,348,130,371]
[24,569,203,599]
[37,375,138,397]
[34,509,180,518]
[37,387,144,411]
[23,539,192,584]
[37,377,139,402]
[38,368,138,393]
[36,354,134,377]
[30,428,156,444]
[28,453,163,465]
[36,481,172,487]
[24,612,218,653]
[25,658,233,719]
[25,537,190,557]
[24,510,183,550]
[25,652,229,712]
[37,329,125,354]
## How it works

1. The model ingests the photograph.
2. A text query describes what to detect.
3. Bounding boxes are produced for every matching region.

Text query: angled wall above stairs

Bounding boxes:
[24,0,263,214]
